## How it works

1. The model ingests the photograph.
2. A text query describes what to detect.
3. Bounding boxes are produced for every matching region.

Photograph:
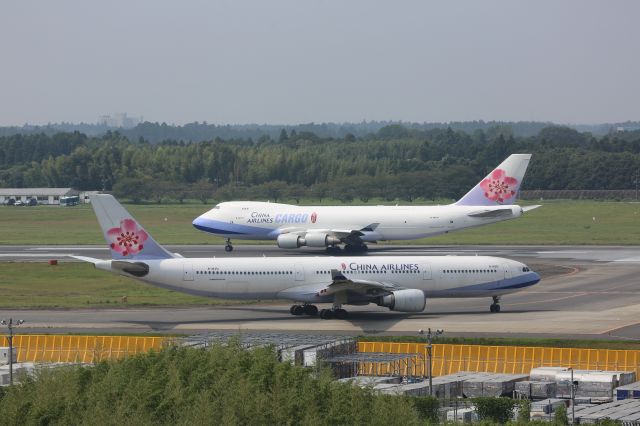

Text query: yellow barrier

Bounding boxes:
[358,342,640,377]
[0,335,170,363]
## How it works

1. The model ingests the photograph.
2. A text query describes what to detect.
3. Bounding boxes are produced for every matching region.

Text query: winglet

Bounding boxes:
[331,269,348,282]
[455,154,532,206]
[89,194,175,260]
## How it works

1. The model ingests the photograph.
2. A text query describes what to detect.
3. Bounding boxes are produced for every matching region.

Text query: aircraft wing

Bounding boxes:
[280,224,380,244]
[315,269,398,297]
[522,205,541,212]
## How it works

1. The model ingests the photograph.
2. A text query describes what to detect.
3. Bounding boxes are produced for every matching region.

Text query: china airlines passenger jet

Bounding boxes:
[74,195,540,318]
[193,154,539,253]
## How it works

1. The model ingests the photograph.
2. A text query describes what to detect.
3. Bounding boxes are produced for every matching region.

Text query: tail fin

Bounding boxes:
[90,194,175,260]
[455,154,532,206]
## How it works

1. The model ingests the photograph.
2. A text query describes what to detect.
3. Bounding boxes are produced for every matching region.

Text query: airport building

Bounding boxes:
[0,188,97,205]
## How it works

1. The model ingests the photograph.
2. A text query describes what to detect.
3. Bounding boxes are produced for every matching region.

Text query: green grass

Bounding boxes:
[1,200,639,245]
[0,262,247,308]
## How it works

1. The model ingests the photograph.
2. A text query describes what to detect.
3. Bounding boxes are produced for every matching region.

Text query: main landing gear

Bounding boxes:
[290,304,318,316]
[288,304,349,320]
[489,296,501,313]
[319,308,348,320]
[224,238,233,252]
[325,244,368,254]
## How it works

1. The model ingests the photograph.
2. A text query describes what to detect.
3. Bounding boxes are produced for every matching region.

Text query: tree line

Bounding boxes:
[1,125,640,204]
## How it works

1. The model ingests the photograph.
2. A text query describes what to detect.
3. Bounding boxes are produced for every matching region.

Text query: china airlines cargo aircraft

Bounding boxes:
[193,154,539,253]
[74,195,540,318]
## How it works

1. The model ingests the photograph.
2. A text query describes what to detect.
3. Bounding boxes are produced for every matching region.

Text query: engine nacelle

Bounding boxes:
[277,233,303,249]
[377,289,426,312]
[303,233,341,248]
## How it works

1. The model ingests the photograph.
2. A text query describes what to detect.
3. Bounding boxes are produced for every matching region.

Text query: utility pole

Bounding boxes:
[569,367,576,425]
[1,318,25,385]
[420,328,444,396]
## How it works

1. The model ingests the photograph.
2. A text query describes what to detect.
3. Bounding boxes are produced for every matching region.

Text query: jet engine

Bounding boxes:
[302,233,341,248]
[377,289,426,312]
[277,233,341,249]
[277,234,304,249]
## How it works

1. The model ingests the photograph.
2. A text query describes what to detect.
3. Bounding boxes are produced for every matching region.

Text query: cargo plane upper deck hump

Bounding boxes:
[74,194,541,318]
[192,154,540,252]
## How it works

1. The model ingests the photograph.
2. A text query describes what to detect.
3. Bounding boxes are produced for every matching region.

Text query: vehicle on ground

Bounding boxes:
[14,200,25,206]
[73,195,541,319]
[193,154,540,253]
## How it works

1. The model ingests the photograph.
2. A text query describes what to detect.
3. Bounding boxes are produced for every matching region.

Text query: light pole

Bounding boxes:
[1,318,25,385]
[419,328,444,396]
[568,367,577,425]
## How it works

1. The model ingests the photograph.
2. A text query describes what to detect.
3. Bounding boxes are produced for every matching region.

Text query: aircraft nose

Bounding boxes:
[192,214,207,230]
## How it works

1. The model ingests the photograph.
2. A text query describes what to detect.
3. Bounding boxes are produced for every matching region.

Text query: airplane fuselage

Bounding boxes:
[193,202,524,241]
[95,255,540,305]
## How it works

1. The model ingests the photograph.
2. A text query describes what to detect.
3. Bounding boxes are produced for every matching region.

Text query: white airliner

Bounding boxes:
[193,154,540,252]
[74,194,540,319]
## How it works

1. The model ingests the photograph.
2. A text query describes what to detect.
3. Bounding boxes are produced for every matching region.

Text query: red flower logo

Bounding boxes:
[341,262,347,270]
[106,218,148,257]
[311,212,317,223]
[479,169,519,203]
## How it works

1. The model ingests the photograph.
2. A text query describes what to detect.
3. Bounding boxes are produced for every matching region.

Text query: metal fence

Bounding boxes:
[0,335,170,363]
[358,342,640,377]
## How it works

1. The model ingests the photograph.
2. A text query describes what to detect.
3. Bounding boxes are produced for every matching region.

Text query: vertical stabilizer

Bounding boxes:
[455,154,531,206]
[90,194,175,260]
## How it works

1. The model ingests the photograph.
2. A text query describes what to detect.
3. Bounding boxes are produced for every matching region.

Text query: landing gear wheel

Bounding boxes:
[325,246,342,255]
[319,309,334,320]
[224,238,233,252]
[334,309,348,320]
[290,305,304,316]
[490,296,501,313]
[303,305,318,316]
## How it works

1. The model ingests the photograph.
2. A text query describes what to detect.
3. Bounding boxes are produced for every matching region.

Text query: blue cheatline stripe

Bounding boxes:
[192,217,273,236]
[454,272,540,293]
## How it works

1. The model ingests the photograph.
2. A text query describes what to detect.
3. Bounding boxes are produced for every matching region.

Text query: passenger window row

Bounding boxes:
[314,270,420,274]
[196,270,293,275]
[443,269,496,273]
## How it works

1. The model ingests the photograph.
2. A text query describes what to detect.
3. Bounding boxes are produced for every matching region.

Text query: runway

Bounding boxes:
[2,245,640,339]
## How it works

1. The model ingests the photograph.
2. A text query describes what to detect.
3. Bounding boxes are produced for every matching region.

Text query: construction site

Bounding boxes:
[4,333,640,423]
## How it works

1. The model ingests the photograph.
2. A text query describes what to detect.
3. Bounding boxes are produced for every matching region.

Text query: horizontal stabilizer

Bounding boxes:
[467,208,514,218]
[70,255,101,264]
[522,205,541,212]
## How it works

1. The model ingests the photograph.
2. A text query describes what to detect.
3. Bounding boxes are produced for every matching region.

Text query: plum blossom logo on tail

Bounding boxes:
[311,212,317,223]
[107,218,148,256]
[480,169,519,203]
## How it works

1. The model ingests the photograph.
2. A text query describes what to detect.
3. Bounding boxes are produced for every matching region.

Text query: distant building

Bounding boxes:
[0,188,98,205]
[97,113,143,128]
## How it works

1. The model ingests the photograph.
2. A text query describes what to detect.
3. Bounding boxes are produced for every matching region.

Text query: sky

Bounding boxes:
[1,0,639,126]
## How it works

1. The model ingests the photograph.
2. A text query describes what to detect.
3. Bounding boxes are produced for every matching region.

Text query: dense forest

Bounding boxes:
[1,124,639,203]
[2,120,640,142]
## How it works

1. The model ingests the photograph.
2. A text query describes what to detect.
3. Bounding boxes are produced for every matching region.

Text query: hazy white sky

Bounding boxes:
[1,0,638,126]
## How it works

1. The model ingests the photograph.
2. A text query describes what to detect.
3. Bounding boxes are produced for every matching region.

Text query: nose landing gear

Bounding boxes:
[489,296,501,313]
[224,238,233,252]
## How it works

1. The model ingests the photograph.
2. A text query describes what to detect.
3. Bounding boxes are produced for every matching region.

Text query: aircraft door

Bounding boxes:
[422,263,432,280]
[503,263,512,282]
[183,262,194,281]
[295,264,305,281]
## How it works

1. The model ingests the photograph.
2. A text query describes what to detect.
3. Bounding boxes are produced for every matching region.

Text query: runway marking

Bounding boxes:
[600,321,640,335]
[26,247,106,251]
[0,253,74,257]
[614,257,640,262]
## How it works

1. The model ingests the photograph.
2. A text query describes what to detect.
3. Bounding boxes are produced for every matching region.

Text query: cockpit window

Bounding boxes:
[522,267,530,272]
